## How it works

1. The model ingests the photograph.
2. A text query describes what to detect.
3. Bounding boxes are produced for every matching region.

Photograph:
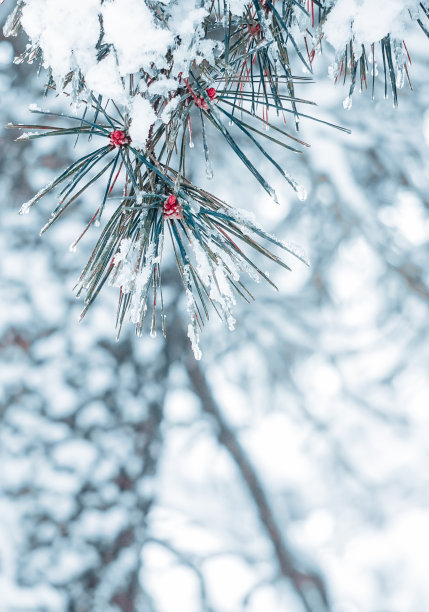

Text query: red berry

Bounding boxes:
[195,88,217,110]
[164,195,182,219]
[109,130,131,148]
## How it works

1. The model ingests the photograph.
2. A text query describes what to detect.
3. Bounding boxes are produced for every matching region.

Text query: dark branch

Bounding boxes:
[184,351,330,612]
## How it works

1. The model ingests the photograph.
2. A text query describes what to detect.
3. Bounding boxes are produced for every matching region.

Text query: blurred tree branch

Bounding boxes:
[184,343,330,612]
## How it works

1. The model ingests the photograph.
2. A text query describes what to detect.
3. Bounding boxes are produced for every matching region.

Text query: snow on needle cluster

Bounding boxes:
[4,0,429,357]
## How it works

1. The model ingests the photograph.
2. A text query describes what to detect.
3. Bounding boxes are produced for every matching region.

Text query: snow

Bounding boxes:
[12,0,424,119]
[187,321,202,360]
[5,0,218,111]
[0,577,65,610]
[324,0,417,53]
[129,96,157,149]
[20,0,100,81]
[77,507,129,541]
[2,2,429,611]
[101,0,173,76]
[8,0,426,104]
[160,96,180,124]
[52,439,98,473]
[84,53,128,105]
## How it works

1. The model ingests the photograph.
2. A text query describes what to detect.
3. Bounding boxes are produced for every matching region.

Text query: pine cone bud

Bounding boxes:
[109,130,131,148]
[195,88,217,110]
[164,195,183,220]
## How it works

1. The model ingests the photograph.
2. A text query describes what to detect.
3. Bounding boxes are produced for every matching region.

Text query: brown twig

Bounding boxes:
[184,353,330,612]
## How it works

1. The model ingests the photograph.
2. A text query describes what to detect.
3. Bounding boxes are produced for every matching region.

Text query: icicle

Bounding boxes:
[200,110,214,180]
[343,95,353,110]
[295,184,308,202]
[188,323,202,360]
[19,202,31,215]
[188,116,194,148]
[205,162,214,180]
[3,2,22,37]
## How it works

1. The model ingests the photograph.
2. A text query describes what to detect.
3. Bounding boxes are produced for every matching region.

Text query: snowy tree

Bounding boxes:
[4,0,429,355]
[1,2,429,612]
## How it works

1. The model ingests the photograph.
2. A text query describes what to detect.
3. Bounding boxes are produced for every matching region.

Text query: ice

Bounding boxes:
[16,130,36,140]
[187,322,202,360]
[343,95,353,110]
[295,183,308,202]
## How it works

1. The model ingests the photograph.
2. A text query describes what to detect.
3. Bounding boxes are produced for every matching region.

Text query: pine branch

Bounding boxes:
[4,0,428,354]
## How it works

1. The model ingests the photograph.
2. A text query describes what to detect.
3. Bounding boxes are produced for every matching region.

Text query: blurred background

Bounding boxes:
[1,5,429,611]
